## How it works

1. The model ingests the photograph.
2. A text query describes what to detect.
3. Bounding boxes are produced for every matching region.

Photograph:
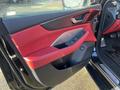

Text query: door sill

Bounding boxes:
[90,61,120,88]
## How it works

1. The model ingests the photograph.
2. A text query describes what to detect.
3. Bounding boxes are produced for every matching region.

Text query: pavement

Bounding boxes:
[0,68,99,90]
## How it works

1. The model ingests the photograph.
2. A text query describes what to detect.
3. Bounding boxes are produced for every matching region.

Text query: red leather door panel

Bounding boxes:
[1,5,101,88]
[11,23,96,69]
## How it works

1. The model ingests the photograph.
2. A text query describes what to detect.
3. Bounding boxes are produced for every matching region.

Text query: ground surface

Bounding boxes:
[0,68,99,90]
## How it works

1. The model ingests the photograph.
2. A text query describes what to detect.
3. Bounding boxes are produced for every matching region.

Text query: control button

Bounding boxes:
[80,46,85,51]
[110,33,117,38]
[66,41,74,46]
[117,32,120,38]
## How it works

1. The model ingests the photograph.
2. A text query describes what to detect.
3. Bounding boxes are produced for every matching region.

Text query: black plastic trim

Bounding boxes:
[35,42,94,87]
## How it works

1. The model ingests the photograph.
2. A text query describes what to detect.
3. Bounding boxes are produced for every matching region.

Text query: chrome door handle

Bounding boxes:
[71,18,83,24]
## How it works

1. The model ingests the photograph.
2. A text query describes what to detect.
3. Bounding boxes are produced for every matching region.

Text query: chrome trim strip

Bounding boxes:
[90,61,119,88]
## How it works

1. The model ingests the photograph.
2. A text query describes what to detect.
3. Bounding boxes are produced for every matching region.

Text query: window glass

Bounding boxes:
[0,0,94,17]
[63,0,91,9]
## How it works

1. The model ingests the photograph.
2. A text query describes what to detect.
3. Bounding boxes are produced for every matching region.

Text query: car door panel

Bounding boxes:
[103,20,120,34]
[11,23,96,69]
[11,23,96,86]
[1,5,101,88]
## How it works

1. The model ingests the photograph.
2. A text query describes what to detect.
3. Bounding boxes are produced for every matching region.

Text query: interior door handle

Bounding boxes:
[71,18,83,24]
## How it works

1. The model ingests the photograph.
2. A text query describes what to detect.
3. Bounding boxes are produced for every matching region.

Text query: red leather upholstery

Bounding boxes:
[103,20,120,34]
[11,23,96,69]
